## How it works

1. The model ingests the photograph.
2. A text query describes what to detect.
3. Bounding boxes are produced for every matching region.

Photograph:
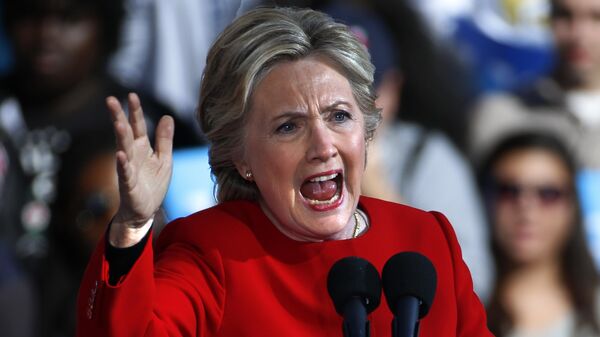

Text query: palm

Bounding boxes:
[108,93,174,227]
[120,132,171,220]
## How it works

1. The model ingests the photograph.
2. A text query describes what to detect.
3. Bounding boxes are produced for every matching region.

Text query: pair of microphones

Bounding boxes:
[327,252,437,337]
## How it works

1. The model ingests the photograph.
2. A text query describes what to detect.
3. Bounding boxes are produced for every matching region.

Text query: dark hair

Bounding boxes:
[2,0,125,60]
[478,131,599,336]
[370,0,474,148]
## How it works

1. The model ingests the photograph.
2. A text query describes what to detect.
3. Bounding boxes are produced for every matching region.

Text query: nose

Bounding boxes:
[514,189,542,210]
[305,121,337,162]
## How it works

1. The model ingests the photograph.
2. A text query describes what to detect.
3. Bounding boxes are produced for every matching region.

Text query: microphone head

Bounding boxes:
[327,256,382,315]
[382,252,437,318]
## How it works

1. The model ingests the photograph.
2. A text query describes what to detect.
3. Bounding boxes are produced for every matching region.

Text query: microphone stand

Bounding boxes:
[391,297,420,337]
[342,297,370,337]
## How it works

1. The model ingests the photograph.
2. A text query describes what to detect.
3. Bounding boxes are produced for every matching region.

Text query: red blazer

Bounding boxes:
[76,196,493,337]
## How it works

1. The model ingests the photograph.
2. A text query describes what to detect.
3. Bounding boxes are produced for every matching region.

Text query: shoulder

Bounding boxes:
[156,200,260,251]
[361,196,460,246]
[359,195,444,229]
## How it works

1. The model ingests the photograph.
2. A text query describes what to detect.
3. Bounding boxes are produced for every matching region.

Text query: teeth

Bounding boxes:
[309,173,338,182]
[306,188,341,205]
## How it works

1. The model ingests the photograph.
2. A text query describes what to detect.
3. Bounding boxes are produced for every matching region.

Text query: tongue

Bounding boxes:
[301,180,338,201]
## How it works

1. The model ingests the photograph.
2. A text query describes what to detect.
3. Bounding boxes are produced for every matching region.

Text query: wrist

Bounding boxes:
[109,217,154,248]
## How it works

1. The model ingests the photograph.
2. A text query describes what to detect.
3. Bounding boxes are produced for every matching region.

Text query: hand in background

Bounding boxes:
[108,93,174,247]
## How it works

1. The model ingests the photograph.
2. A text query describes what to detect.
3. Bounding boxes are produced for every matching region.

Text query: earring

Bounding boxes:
[245,170,253,180]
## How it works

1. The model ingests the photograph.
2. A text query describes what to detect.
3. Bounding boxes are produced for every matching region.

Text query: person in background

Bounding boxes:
[471,0,600,169]
[76,7,492,337]
[322,0,494,303]
[0,0,201,335]
[36,130,120,337]
[470,0,600,271]
[54,133,120,262]
[478,131,600,337]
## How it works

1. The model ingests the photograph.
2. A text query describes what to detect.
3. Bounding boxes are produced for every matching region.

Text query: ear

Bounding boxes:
[234,158,250,179]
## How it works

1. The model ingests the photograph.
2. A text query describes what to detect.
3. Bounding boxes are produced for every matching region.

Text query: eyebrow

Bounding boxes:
[324,100,353,111]
[270,100,354,123]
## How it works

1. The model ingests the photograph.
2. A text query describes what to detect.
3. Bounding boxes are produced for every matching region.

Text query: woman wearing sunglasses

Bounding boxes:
[478,131,600,337]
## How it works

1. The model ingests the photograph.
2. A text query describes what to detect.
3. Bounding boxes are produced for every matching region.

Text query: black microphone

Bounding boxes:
[382,252,437,337]
[327,256,382,337]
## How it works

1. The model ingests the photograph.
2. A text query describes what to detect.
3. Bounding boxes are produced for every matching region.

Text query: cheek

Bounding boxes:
[546,206,576,248]
[492,209,515,239]
[591,32,600,56]
[348,127,367,163]
[551,22,570,43]
[68,25,100,56]
[344,136,366,184]
[251,143,299,192]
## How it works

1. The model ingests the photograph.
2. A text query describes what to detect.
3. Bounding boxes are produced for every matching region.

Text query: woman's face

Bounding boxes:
[238,56,366,242]
[10,7,101,95]
[491,148,576,265]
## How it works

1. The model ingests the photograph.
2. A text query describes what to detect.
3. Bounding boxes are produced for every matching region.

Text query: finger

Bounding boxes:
[116,150,135,190]
[107,96,135,157]
[154,115,174,160]
[114,120,135,160]
[127,93,148,139]
[106,96,128,124]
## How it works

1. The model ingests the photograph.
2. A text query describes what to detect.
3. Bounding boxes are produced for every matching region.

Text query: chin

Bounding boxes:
[506,246,546,265]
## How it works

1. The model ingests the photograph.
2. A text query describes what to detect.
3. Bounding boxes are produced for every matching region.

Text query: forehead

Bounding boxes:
[493,148,571,182]
[250,56,356,112]
[553,0,600,12]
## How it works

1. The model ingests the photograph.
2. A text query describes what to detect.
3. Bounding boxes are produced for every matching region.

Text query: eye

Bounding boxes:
[332,110,351,123]
[537,186,566,204]
[275,121,297,134]
[495,182,520,201]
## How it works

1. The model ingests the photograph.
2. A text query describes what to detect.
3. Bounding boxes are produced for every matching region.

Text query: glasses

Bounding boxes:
[491,180,572,207]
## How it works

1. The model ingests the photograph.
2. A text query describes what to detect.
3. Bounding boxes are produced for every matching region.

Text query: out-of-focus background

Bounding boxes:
[1,0,600,336]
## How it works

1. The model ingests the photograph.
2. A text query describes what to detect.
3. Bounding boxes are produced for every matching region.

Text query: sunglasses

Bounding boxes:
[491,180,572,207]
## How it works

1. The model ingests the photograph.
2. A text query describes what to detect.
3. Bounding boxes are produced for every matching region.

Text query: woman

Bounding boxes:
[76,7,491,337]
[479,132,600,336]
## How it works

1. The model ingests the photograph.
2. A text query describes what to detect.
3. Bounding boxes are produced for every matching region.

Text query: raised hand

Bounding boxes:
[107,93,174,247]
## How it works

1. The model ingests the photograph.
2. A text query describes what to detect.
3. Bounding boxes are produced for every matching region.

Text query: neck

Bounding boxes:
[504,258,563,289]
[500,258,573,331]
[257,200,354,242]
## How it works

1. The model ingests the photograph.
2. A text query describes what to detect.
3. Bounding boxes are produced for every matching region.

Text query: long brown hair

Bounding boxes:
[478,131,599,336]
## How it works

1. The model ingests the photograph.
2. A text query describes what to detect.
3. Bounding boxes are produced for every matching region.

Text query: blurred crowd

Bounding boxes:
[0,0,599,336]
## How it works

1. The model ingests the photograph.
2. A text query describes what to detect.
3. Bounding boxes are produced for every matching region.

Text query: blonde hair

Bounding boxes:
[198,7,381,203]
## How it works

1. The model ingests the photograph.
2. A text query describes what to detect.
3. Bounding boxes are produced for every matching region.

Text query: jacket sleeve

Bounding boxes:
[76,230,225,337]
[430,211,494,337]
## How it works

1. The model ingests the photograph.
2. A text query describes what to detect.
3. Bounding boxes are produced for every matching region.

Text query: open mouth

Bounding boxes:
[300,172,343,207]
